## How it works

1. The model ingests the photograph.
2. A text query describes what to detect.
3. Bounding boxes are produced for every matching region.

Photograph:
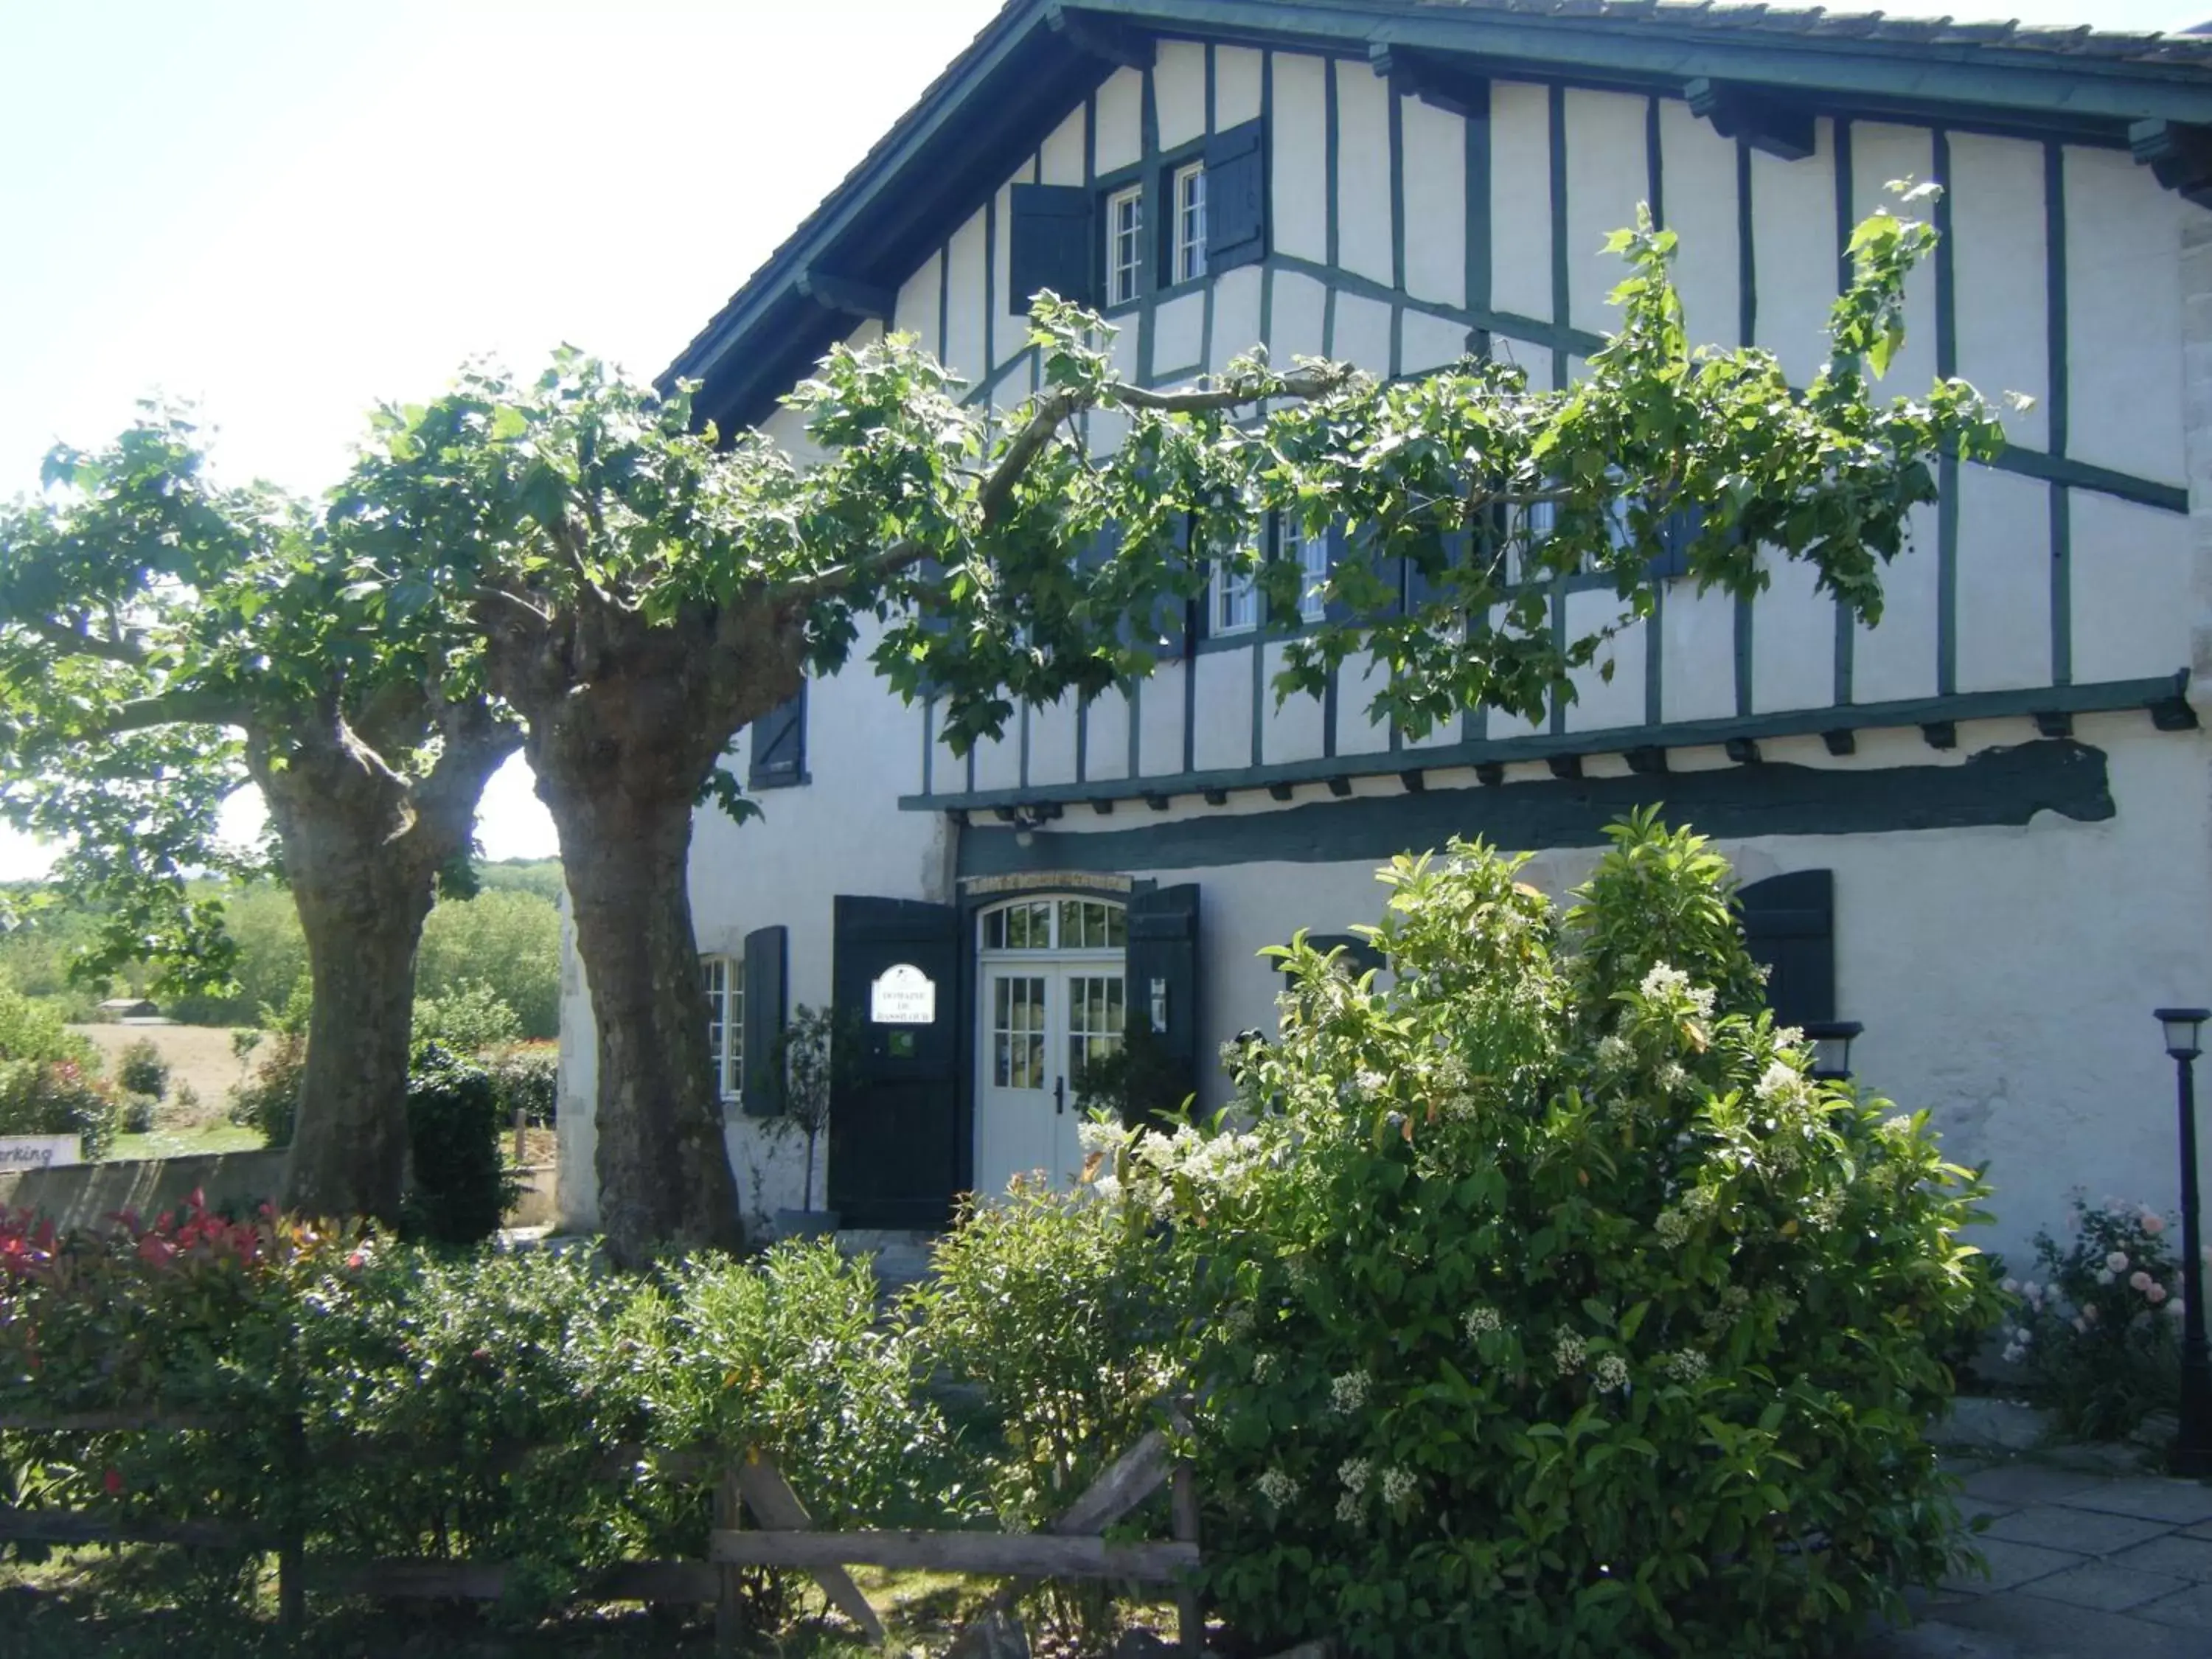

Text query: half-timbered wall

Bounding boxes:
[559,30,2212,1255]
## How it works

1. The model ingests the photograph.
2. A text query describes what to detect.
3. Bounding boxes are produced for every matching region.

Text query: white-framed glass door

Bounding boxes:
[974,898,1127,1200]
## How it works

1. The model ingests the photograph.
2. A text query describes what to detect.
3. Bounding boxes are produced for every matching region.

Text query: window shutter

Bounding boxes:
[1650,504,1699,581]
[748,683,807,790]
[1010,184,1097,310]
[1125,885,1201,1130]
[1739,871,1835,1029]
[740,925,788,1117]
[1204,118,1267,271]
[1154,515,1194,661]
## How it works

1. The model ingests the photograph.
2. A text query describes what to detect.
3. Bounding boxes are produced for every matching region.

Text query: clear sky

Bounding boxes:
[1,0,2203,880]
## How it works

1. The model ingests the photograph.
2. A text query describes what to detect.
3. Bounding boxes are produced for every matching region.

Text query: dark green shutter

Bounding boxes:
[1740,871,1835,1029]
[1126,885,1201,1127]
[1205,118,1267,271]
[741,925,787,1116]
[1650,504,1699,580]
[1010,184,1096,310]
[749,683,807,790]
[1155,514,1194,661]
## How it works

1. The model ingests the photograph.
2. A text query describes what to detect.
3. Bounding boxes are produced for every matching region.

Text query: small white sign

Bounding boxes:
[0,1135,82,1172]
[870,963,937,1026]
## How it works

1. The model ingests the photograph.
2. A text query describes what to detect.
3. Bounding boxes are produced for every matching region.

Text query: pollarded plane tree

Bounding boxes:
[347,202,2000,1266]
[0,413,519,1220]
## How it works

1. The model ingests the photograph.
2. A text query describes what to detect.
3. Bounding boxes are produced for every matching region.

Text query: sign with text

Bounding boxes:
[869,963,937,1026]
[0,1135,82,1172]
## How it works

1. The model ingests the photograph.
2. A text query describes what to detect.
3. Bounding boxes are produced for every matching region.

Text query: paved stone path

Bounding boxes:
[1862,1461,2212,1657]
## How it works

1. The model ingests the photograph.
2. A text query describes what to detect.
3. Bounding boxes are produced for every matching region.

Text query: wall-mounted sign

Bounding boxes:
[870,963,937,1026]
[0,1135,81,1172]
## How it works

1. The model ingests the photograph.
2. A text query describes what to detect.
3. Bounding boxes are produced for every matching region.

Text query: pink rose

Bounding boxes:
[2143,1214,2167,1236]
[2131,1270,2154,1293]
[2150,1284,2169,1305]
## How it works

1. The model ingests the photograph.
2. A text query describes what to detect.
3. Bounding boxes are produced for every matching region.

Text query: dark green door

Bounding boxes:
[828,895,963,1230]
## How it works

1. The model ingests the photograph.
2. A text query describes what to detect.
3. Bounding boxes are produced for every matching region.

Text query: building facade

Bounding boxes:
[559,0,2212,1263]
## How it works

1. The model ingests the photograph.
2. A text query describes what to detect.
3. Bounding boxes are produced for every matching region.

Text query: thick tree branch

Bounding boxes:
[25,618,147,666]
[91,687,251,737]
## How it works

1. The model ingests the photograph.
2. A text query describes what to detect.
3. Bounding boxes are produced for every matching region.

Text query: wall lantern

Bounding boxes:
[1802,1020,1863,1083]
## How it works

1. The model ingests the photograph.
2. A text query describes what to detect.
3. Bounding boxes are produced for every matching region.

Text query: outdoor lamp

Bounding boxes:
[2157,1006,2212,1476]
[2160,1008,2208,1061]
[1803,1020,1863,1083]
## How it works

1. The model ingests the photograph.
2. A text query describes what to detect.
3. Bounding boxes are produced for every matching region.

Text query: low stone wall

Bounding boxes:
[0,1154,562,1232]
[0,1150,289,1230]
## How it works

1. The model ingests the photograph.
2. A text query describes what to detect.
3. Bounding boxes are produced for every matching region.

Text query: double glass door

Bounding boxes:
[974,899,1127,1201]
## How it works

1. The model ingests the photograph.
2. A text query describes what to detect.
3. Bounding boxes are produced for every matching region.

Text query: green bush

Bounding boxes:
[909,1180,1180,1531]
[411,978,523,1056]
[397,1045,517,1245]
[0,1059,119,1159]
[0,1203,947,1627]
[116,1037,170,1101]
[119,1093,159,1135]
[226,1030,305,1146]
[486,1042,559,1129]
[416,888,561,1040]
[2011,1196,2179,1441]
[1085,813,2001,1659]
[0,978,92,1069]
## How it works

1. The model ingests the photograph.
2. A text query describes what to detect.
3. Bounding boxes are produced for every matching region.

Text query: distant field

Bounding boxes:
[68,1024,258,1157]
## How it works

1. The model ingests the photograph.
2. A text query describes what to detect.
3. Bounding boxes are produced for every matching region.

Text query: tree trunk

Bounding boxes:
[250,707,518,1222]
[540,771,744,1265]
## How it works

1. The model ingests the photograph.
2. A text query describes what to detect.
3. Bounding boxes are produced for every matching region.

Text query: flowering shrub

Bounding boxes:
[1085,813,2002,1659]
[0,1057,119,1159]
[2009,1195,2184,1440]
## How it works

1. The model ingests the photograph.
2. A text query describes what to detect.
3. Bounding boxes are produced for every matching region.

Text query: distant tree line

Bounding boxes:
[0,860,562,1039]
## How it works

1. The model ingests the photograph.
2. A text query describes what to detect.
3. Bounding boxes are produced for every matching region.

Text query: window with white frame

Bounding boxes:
[1211,545,1259,636]
[1297,526,1331,623]
[703,956,743,1102]
[1106,184,1144,307]
[1173,161,1207,285]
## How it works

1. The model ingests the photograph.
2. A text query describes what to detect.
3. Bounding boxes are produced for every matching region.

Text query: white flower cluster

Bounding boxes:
[1591,1354,1629,1393]
[1338,1456,1371,1495]
[1257,1468,1298,1508]
[1462,1305,1502,1341]
[1379,1466,1417,1508]
[1221,1301,1256,1337]
[1657,1061,1691,1094]
[1335,1491,1364,1525]
[1662,1349,1708,1384]
[1251,1351,1278,1383]
[1076,1119,1129,1158]
[1756,1060,1809,1105]
[1554,1331,1587,1376]
[1596,1034,1634,1070]
[1640,964,1689,1000]
[1329,1369,1371,1413]
[1653,1208,1691,1248]
[1108,1122,1267,1214]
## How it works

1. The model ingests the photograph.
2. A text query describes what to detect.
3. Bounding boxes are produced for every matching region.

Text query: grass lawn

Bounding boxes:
[105,1123,265,1162]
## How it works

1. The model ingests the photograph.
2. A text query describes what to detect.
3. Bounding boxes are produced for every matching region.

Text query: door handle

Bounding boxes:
[1054,1076,1065,1116]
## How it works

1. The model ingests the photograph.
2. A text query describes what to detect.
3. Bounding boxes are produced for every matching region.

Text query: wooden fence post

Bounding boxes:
[715,1462,745,1657]
[1172,1458,1201,1658]
[278,1409,305,1635]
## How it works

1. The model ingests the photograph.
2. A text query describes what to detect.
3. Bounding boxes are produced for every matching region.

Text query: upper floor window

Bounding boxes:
[1296,526,1331,624]
[1211,543,1259,637]
[1173,162,1208,286]
[1106,184,1145,308]
[704,955,743,1102]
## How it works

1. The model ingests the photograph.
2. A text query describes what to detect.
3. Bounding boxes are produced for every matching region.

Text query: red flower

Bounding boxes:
[347,1252,366,1270]
[102,1467,123,1496]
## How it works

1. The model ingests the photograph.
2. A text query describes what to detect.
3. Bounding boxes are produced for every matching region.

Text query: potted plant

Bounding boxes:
[758,1003,862,1239]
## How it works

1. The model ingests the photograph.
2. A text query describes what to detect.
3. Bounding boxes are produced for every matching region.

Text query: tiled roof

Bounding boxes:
[1420,1,2212,66]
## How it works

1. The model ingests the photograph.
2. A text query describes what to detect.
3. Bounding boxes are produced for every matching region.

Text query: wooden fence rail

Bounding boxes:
[0,1406,1202,1654]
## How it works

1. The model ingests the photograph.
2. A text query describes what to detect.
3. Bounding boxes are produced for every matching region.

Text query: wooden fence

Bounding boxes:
[0,1408,1203,1653]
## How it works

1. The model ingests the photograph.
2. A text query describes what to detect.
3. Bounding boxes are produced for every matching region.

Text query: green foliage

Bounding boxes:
[416,888,561,1040]
[0,1204,950,1626]
[1077,813,1999,1659]
[115,1037,168,1101]
[397,1045,517,1247]
[225,1032,304,1147]
[0,978,93,1070]
[762,1004,863,1210]
[908,1181,1181,1532]
[161,885,307,1026]
[475,858,566,904]
[0,1060,118,1159]
[118,1093,158,1135]
[411,978,524,1057]
[1071,1017,1196,1133]
[485,1042,559,1129]
[2012,1196,2181,1441]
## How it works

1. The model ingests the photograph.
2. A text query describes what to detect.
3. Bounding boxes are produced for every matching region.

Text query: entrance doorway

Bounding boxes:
[973,897,1127,1200]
